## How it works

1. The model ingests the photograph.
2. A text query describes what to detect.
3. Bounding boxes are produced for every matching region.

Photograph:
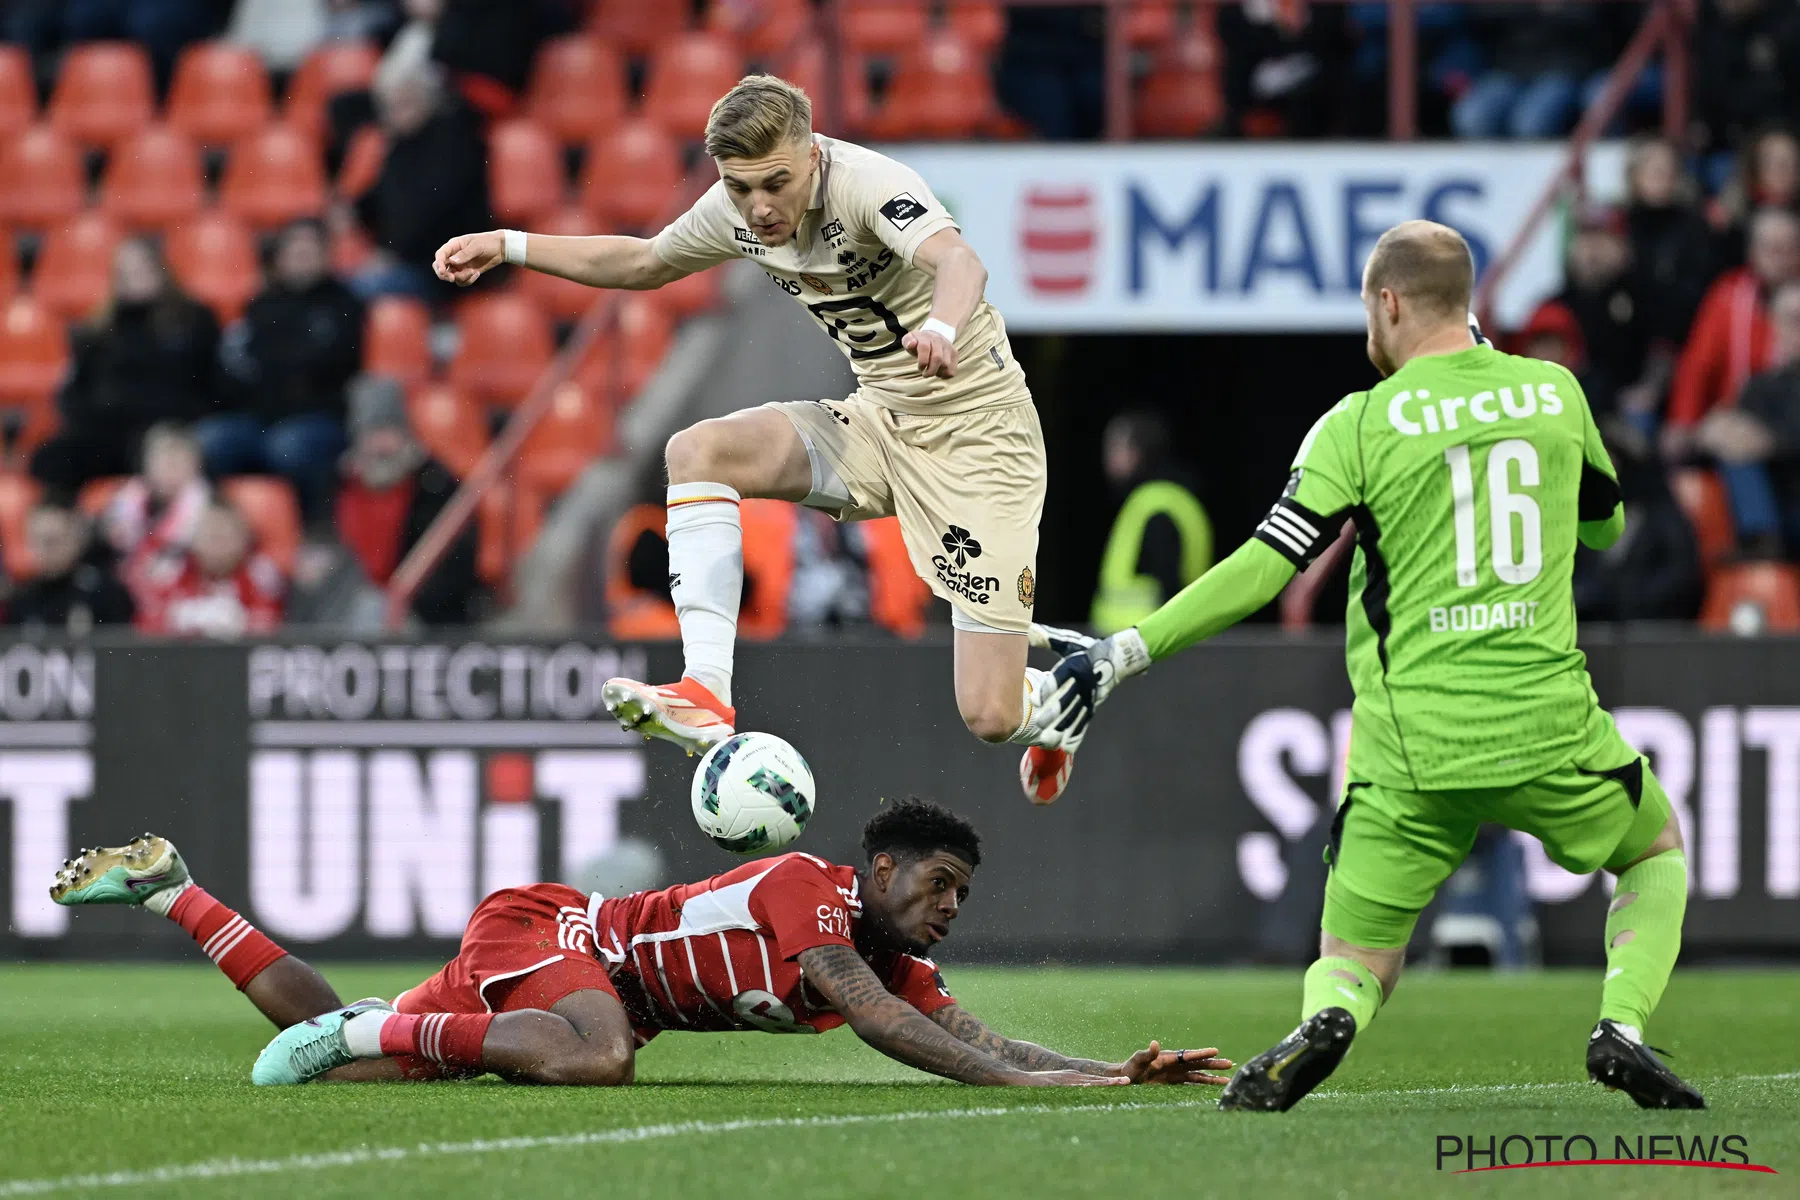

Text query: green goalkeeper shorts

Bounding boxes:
[1321,708,1675,950]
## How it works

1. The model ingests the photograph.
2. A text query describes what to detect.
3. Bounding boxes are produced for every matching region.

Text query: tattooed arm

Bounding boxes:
[931,1005,1234,1085]
[797,946,1120,1087]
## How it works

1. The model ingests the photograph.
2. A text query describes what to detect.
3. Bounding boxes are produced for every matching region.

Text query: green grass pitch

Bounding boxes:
[0,964,1794,1199]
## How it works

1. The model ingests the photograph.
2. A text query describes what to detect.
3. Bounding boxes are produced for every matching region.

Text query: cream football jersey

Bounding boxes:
[652,136,1026,415]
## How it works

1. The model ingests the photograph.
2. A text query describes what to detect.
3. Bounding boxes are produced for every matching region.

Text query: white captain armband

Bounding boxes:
[1254,496,1334,567]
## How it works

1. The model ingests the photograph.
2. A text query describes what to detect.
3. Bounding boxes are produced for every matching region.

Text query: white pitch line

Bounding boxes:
[0,1100,1211,1197]
[5,1072,1795,1197]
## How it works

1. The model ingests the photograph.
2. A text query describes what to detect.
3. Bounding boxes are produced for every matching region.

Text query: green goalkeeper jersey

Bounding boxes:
[1252,344,1622,791]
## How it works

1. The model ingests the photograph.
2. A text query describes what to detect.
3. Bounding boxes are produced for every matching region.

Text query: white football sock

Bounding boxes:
[143,880,191,917]
[342,1008,397,1058]
[666,482,743,707]
[1007,667,1053,746]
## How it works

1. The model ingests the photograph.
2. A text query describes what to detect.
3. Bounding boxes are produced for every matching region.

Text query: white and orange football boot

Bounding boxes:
[1020,746,1074,805]
[602,676,737,756]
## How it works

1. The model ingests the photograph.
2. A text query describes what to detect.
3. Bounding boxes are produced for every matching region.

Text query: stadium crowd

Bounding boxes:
[0,1,1791,636]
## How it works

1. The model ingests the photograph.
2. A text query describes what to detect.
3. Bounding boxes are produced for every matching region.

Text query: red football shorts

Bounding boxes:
[395,883,621,1015]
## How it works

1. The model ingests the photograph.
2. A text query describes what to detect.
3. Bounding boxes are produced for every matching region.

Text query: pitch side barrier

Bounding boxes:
[1,632,1794,963]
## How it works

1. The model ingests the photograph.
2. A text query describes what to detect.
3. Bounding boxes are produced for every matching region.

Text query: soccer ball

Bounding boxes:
[691,732,816,855]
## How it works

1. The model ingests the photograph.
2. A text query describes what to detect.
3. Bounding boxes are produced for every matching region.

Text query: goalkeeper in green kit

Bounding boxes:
[1030,220,1701,1112]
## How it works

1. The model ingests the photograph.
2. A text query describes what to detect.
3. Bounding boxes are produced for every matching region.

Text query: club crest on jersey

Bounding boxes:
[800,273,832,294]
[1017,567,1035,608]
[880,193,927,229]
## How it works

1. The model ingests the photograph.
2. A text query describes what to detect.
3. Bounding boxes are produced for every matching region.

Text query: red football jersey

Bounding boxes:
[583,852,955,1043]
[134,552,285,637]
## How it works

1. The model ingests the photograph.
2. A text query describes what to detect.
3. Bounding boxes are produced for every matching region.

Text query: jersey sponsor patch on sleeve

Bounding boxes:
[1254,494,1332,567]
[879,193,928,230]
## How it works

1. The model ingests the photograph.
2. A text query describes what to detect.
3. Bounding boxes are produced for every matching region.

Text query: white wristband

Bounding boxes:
[919,317,957,343]
[503,229,527,266]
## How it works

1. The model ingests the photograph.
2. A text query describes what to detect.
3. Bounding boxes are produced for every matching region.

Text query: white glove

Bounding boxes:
[1030,627,1150,753]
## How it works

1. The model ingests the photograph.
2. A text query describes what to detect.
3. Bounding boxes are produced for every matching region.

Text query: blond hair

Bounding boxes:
[704,74,813,160]
[1364,220,1474,318]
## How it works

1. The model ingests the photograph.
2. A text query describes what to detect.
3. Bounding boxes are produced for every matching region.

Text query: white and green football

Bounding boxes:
[691,732,816,855]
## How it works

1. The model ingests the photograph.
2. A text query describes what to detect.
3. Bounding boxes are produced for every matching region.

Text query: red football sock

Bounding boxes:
[166,885,287,990]
[379,1011,496,1071]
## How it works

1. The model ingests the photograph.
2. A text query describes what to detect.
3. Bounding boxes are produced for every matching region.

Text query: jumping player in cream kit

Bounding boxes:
[435,75,1074,802]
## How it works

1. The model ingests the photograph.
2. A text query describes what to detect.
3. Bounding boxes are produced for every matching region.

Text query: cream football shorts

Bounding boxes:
[769,392,1045,634]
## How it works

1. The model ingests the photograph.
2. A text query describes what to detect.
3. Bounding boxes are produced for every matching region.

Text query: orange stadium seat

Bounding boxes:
[1136,29,1225,137]
[477,481,544,586]
[1671,467,1735,569]
[408,382,487,479]
[1123,1,1179,46]
[0,297,68,407]
[707,0,814,61]
[643,33,745,141]
[364,296,433,386]
[31,210,121,323]
[167,42,273,146]
[864,33,995,141]
[48,42,154,149]
[449,294,553,405]
[580,119,682,230]
[334,125,387,199]
[517,379,615,493]
[0,228,16,302]
[617,293,675,393]
[77,476,127,517]
[165,211,262,323]
[0,472,43,578]
[650,264,720,319]
[100,125,206,230]
[839,0,930,54]
[517,207,602,321]
[780,38,872,136]
[220,124,327,229]
[525,36,627,145]
[285,41,381,140]
[586,0,691,56]
[0,126,86,228]
[221,476,301,574]
[0,46,37,140]
[946,1,1006,53]
[1700,562,1800,633]
[488,119,565,227]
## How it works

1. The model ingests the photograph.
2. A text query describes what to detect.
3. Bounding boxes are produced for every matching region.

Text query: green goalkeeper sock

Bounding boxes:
[1300,956,1383,1032]
[1600,849,1687,1034]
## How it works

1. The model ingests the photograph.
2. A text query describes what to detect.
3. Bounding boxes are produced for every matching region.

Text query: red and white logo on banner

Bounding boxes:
[1019,185,1097,297]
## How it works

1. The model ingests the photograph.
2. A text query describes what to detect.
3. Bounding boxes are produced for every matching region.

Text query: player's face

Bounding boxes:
[865,851,974,956]
[716,139,819,247]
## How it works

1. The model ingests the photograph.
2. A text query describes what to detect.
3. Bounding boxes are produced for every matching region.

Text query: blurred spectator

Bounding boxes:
[430,0,576,119]
[1219,0,1343,138]
[284,536,390,630]
[1710,127,1800,269]
[786,511,873,630]
[1450,2,1627,139]
[228,0,330,73]
[1697,280,1800,557]
[323,0,404,44]
[55,0,226,89]
[205,219,362,521]
[31,238,220,495]
[995,7,1104,140]
[1624,135,1718,346]
[1090,412,1212,634]
[1573,421,1703,621]
[334,375,478,624]
[1532,207,1652,421]
[136,497,285,637]
[1693,0,1800,156]
[2,501,135,635]
[1343,5,1483,137]
[1665,207,1800,455]
[348,56,492,300]
[99,422,211,602]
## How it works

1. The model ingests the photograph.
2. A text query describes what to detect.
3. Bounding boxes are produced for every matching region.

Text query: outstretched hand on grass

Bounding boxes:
[1119,1041,1234,1086]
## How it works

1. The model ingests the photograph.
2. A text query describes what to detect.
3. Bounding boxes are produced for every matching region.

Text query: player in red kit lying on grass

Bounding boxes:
[51,799,1232,1088]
